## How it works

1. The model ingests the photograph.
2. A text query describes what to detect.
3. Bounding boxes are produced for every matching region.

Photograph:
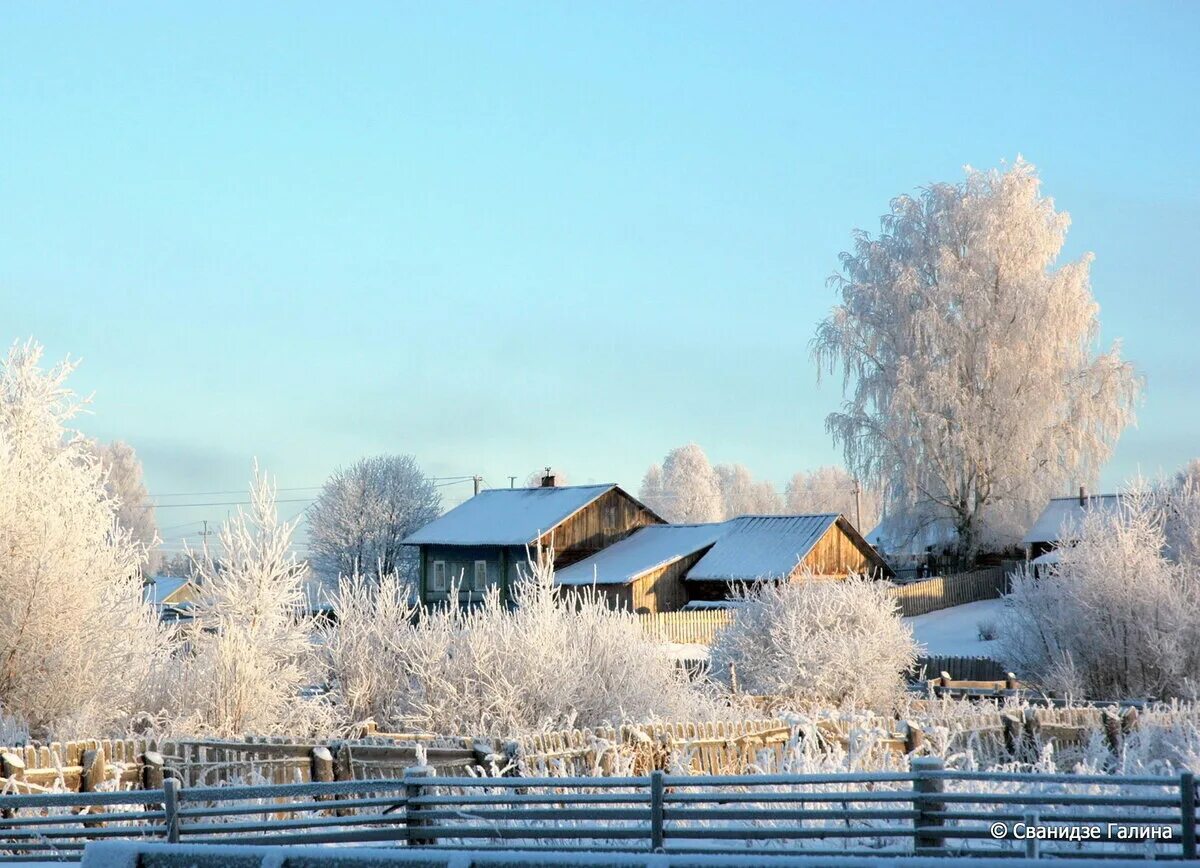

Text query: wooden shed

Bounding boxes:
[556,513,892,614]
[401,482,663,607]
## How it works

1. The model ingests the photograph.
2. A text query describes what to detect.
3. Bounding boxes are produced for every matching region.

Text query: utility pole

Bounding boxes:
[473,475,482,496]
[508,476,517,489]
[852,479,862,531]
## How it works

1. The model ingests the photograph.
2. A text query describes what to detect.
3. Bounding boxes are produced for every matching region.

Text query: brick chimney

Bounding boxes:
[541,467,556,488]
[1079,485,1087,506]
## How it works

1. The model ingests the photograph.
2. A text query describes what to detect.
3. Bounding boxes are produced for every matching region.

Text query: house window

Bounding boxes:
[473,560,488,591]
[431,560,448,592]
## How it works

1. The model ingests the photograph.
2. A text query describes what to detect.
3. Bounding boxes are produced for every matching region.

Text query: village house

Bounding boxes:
[555,513,891,614]
[1022,487,1126,574]
[400,479,664,606]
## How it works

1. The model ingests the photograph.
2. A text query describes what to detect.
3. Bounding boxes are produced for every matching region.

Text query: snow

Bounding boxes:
[1022,494,1125,545]
[555,524,723,586]
[687,514,839,581]
[904,598,1006,657]
[401,484,617,546]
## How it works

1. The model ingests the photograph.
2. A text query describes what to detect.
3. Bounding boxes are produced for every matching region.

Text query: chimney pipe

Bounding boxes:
[541,472,556,488]
[1079,485,1086,506]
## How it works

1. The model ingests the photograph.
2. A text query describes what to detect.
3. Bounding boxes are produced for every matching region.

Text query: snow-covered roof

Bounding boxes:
[401,484,620,546]
[681,599,747,611]
[143,575,195,607]
[1022,494,1124,545]
[867,516,958,557]
[1030,549,1061,566]
[555,524,724,586]
[687,514,842,582]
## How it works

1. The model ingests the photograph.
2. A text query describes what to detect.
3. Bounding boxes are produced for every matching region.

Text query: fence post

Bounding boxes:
[0,751,24,818]
[1023,812,1039,859]
[911,756,945,855]
[903,721,924,756]
[162,776,180,843]
[310,746,334,803]
[404,765,435,846]
[1182,772,1196,861]
[650,769,665,852]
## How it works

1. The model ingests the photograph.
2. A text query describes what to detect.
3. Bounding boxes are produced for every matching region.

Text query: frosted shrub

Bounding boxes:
[1002,487,1200,700]
[710,575,918,710]
[976,619,999,641]
[167,469,331,736]
[324,547,711,735]
[0,341,175,738]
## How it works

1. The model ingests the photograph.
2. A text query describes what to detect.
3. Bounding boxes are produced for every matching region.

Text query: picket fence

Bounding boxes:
[0,732,486,797]
[0,762,1195,861]
[637,567,1012,646]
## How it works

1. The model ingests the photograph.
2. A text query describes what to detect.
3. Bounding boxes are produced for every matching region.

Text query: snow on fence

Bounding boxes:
[637,568,1013,645]
[1,763,1196,861]
[0,732,485,796]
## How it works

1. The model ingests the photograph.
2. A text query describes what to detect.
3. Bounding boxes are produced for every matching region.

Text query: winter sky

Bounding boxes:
[3,2,1198,553]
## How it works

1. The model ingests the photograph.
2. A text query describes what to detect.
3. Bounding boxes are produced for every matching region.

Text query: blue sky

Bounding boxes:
[2,2,1198,554]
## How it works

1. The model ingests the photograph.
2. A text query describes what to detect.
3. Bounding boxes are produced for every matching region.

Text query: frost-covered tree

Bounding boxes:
[638,464,668,517]
[785,466,879,533]
[0,341,172,737]
[170,468,330,736]
[1002,485,1200,700]
[307,455,441,583]
[525,467,569,487]
[323,547,709,735]
[640,444,723,523]
[710,576,918,709]
[813,160,1141,557]
[93,439,159,573]
[716,463,783,518]
[1175,459,1200,493]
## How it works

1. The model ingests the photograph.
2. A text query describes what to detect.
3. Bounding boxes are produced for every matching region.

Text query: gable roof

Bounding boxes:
[143,575,197,607]
[401,483,621,547]
[1023,494,1125,546]
[686,514,842,581]
[555,523,724,586]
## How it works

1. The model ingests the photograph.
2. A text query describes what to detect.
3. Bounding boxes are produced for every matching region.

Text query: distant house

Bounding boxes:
[1023,488,1126,559]
[143,575,199,622]
[401,482,664,606]
[556,513,891,614]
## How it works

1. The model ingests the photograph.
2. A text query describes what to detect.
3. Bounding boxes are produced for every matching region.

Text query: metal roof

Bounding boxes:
[555,523,724,586]
[686,514,842,582]
[401,484,619,547]
[1022,494,1125,545]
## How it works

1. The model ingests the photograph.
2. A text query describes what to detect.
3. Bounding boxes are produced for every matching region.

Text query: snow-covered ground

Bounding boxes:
[904,598,1005,657]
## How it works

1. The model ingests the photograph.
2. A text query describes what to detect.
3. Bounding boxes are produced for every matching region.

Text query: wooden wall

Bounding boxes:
[628,548,709,614]
[537,487,663,569]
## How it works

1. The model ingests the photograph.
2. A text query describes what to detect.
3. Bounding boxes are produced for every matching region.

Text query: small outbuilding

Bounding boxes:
[556,513,891,614]
[1023,489,1126,559]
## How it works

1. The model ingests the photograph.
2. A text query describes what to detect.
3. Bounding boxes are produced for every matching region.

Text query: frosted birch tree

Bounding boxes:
[813,160,1141,556]
[716,463,783,518]
[171,468,330,736]
[640,444,723,523]
[93,439,159,573]
[785,466,879,533]
[307,454,441,583]
[0,341,173,737]
[638,464,668,517]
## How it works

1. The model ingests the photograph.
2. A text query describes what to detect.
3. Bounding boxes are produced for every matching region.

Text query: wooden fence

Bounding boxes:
[914,654,1010,682]
[1,763,1195,861]
[0,732,485,796]
[638,610,733,645]
[887,565,1010,618]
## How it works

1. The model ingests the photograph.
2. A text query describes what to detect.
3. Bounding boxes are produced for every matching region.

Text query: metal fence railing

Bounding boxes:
[2,760,1197,862]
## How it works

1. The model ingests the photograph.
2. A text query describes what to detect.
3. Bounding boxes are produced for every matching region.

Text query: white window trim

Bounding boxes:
[431,560,448,592]
[473,560,488,591]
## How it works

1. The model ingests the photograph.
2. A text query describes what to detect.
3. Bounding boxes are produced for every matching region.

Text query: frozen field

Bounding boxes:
[905,598,1005,657]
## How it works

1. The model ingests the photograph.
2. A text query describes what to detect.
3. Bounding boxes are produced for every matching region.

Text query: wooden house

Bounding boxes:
[555,513,891,614]
[1022,488,1125,559]
[401,482,663,606]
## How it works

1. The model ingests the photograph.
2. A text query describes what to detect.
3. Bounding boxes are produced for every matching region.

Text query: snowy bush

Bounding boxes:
[167,468,332,737]
[976,619,999,642]
[0,341,174,738]
[1002,486,1200,700]
[709,575,918,710]
[323,546,712,736]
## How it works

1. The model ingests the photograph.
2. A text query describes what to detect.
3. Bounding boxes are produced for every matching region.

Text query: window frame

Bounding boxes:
[472,559,488,591]
[431,560,448,592]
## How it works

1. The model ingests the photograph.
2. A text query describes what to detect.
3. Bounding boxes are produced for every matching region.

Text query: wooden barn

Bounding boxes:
[401,481,664,607]
[555,513,892,614]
